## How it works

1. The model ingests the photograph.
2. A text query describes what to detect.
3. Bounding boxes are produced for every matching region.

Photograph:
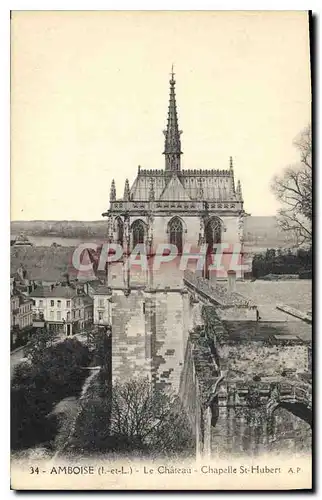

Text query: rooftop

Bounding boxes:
[11,246,76,283]
[30,285,78,299]
[92,285,112,295]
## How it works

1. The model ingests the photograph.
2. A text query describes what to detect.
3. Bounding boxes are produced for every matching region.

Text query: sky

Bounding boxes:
[11,10,311,221]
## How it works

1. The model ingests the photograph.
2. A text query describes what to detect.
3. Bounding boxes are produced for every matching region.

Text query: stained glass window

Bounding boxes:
[116,217,124,245]
[205,217,221,248]
[169,217,183,254]
[132,220,145,247]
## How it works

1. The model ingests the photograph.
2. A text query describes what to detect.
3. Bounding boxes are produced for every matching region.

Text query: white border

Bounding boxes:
[2,3,320,498]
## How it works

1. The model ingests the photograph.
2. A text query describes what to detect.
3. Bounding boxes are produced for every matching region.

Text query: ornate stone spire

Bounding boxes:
[230,156,236,193]
[163,65,182,172]
[110,179,116,201]
[149,178,155,201]
[237,179,243,200]
[197,177,204,200]
[123,178,130,201]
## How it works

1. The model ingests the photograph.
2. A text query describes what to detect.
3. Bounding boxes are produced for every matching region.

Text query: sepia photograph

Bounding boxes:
[10,10,312,490]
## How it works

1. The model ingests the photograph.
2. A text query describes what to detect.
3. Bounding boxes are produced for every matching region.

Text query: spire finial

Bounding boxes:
[163,67,182,172]
[170,64,175,82]
[123,178,130,201]
[230,157,236,193]
[237,179,243,200]
[110,179,116,202]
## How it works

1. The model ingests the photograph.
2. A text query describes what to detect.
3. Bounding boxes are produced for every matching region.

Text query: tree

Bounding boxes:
[11,338,90,450]
[110,378,194,457]
[87,326,112,373]
[271,125,312,246]
[24,327,58,364]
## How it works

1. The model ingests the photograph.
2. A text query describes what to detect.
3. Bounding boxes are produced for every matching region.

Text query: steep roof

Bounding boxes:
[159,175,191,201]
[48,285,78,299]
[11,246,77,282]
[30,285,78,299]
[129,170,239,202]
[92,285,112,295]
[81,295,94,305]
[29,286,53,298]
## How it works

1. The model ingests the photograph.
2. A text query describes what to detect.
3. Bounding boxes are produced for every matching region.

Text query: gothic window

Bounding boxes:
[132,220,145,247]
[169,217,183,254]
[205,217,222,249]
[115,217,124,245]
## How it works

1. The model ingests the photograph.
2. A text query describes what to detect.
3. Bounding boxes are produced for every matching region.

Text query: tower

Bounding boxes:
[163,65,183,172]
[103,70,249,391]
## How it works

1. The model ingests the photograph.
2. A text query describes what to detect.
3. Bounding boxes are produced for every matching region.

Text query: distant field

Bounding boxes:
[11,216,296,250]
[11,220,107,240]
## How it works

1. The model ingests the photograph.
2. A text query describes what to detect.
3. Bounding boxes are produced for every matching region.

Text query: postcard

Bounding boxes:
[10,10,312,491]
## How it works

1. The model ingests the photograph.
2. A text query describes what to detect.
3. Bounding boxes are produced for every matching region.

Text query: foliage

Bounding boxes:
[11,327,31,351]
[110,378,194,457]
[70,373,112,452]
[24,327,58,363]
[70,376,194,457]
[252,247,312,279]
[87,327,112,369]
[35,338,90,399]
[11,338,90,450]
[271,125,312,245]
[68,369,112,452]
[201,306,228,343]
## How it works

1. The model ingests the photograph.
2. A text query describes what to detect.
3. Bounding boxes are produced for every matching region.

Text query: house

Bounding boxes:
[10,265,37,296]
[10,294,20,330]
[30,284,93,336]
[10,288,33,346]
[91,285,112,326]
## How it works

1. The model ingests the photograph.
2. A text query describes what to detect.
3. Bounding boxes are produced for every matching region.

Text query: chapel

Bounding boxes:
[103,68,246,285]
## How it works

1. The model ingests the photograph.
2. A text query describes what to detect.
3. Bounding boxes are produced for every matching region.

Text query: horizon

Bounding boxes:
[11,11,311,221]
[11,214,278,223]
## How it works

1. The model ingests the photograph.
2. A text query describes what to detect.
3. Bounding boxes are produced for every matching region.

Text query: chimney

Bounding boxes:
[227,270,236,293]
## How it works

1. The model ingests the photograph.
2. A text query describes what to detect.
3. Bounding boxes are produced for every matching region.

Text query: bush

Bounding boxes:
[11,386,59,450]
[70,376,194,458]
[298,269,312,279]
[252,247,312,278]
[71,396,112,452]
[110,378,194,458]
[11,338,90,450]
[11,327,31,351]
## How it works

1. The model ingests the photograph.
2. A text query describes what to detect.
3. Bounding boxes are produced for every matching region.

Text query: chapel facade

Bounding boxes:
[103,69,247,288]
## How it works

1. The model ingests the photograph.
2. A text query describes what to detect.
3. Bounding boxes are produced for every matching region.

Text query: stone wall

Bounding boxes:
[111,288,189,393]
[178,307,311,458]
[211,397,312,457]
[111,289,151,382]
[218,342,309,378]
[216,306,258,321]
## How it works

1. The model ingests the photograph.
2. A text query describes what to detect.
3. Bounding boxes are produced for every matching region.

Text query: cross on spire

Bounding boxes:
[170,64,175,82]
